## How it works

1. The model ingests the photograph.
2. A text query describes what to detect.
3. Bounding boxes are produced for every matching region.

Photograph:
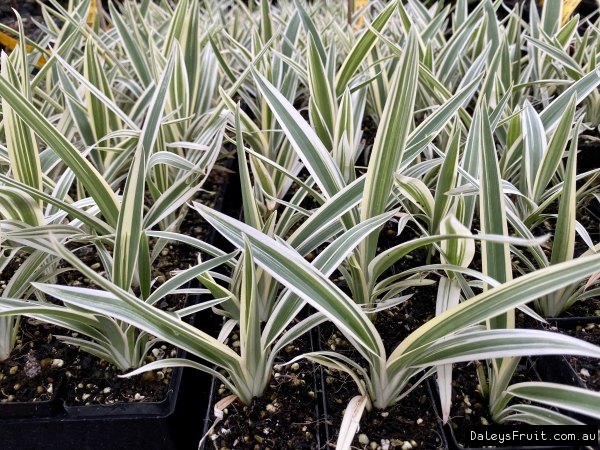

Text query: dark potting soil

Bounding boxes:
[0,0,42,35]
[556,296,600,319]
[0,319,74,404]
[445,362,493,446]
[208,327,320,450]
[317,283,443,449]
[212,360,320,450]
[355,386,446,450]
[61,343,178,407]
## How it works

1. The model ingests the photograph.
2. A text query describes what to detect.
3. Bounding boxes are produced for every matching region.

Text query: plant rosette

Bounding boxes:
[199,321,322,450]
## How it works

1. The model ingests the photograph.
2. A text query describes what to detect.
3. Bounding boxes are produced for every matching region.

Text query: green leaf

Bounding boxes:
[335,0,398,96]
[550,125,578,266]
[432,128,460,233]
[252,70,346,199]
[532,95,576,203]
[359,29,419,268]
[113,47,175,290]
[539,68,600,131]
[0,66,120,227]
[0,187,43,227]
[1,52,42,199]
[506,382,600,421]
[395,174,435,218]
[307,35,335,150]
[109,2,152,87]
[240,236,262,377]
[439,215,475,268]
[235,106,263,230]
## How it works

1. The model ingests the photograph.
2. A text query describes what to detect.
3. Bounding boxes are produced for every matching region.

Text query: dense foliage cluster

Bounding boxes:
[1,0,600,447]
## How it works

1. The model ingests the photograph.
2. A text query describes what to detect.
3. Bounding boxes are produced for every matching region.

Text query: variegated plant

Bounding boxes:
[196,204,600,442]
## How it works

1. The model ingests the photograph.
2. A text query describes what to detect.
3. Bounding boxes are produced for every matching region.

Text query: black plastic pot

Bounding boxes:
[314,322,449,450]
[198,316,323,450]
[0,170,234,450]
[0,377,63,420]
[577,141,600,174]
[545,316,600,329]
[429,361,577,450]
[0,311,214,450]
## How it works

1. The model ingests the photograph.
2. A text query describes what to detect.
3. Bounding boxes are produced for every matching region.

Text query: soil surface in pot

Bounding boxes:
[61,343,179,407]
[318,285,445,449]
[566,336,600,391]
[561,320,600,392]
[0,319,73,404]
[209,327,320,450]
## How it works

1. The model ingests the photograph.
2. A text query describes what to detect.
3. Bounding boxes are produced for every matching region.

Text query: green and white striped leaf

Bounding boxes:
[360,29,419,267]
[505,382,600,421]
[112,47,175,290]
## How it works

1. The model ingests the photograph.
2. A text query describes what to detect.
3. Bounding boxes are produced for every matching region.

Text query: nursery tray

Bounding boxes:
[546,316,600,328]
[0,319,213,450]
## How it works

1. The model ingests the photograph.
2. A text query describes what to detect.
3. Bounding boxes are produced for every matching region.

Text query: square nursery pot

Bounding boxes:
[0,301,211,450]
[0,302,214,450]
[0,175,233,450]
[198,319,323,450]
[314,323,449,450]
[429,360,579,450]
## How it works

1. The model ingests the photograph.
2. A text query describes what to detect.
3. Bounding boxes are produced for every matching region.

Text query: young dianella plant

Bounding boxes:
[207,105,435,322]
[0,239,236,371]
[195,205,600,446]
[460,100,600,427]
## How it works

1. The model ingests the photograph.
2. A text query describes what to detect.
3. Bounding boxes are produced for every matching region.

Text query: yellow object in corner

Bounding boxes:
[561,0,583,24]
[0,31,47,66]
[355,0,369,27]
[87,0,97,27]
